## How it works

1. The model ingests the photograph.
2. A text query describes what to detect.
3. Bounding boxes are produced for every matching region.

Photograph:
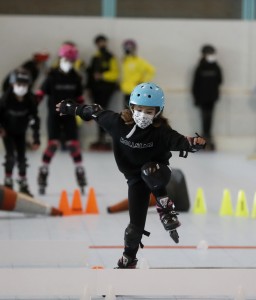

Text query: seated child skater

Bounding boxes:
[56,82,206,268]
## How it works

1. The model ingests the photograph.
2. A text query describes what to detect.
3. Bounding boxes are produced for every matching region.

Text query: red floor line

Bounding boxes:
[89,245,256,250]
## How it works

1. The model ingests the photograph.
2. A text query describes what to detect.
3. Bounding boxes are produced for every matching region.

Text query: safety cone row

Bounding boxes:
[58,187,99,216]
[192,188,256,218]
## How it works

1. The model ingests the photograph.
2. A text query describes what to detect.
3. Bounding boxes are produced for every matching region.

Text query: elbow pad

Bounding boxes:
[76,104,103,121]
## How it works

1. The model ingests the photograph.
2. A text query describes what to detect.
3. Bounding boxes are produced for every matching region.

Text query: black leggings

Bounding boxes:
[3,132,27,176]
[128,179,151,229]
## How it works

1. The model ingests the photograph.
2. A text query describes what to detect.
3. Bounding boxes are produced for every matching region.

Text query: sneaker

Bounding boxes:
[4,177,13,189]
[156,197,181,231]
[115,254,138,269]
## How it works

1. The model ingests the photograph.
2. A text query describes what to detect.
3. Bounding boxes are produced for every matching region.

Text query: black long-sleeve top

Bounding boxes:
[77,108,193,176]
[192,59,223,108]
[0,90,40,143]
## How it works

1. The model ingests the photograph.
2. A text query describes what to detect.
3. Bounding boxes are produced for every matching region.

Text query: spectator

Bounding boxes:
[2,52,49,93]
[0,69,40,196]
[192,44,223,151]
[120,39,155,107]
[36,43,87,195]
[86,34,119,151]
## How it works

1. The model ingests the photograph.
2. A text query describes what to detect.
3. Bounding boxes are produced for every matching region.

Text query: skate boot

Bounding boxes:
[156,197,181,244]
[115,254,138,269]
[4,177,13,189]
[37,166,48,195]
[75,166,87,194]
[18,178,33,197]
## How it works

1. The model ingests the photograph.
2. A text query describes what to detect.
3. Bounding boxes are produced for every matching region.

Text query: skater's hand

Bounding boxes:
[56,100,77,116]
[187,133,206,152]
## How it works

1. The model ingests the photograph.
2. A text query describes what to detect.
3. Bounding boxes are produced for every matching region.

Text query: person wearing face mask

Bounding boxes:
[56,82,206,268]
[0,70,40,196]
[85,34,119,151]
[120,39,156,108]
[35,44,87,195]
[2,52,49,94]
[192,45,223,151]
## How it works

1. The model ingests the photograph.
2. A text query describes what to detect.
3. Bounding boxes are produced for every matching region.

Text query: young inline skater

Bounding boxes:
[0,69,40,196]
[56,82,206,268]
[36,43,87,194]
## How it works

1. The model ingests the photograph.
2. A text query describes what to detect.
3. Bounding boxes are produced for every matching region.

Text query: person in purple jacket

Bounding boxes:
[56,82,206,269]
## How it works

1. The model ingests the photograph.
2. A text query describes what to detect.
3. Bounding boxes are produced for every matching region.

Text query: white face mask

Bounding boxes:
[205,54,217,63]
[13,84,28,97]
[133,110,154,129]
[59,59,73,73]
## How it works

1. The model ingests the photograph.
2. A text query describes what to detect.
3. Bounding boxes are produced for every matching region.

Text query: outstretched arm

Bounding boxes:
[56,100,103,121]
[187,133,206,152]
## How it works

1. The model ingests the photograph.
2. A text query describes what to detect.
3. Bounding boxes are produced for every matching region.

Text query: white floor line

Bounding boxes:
[0,268,255,298]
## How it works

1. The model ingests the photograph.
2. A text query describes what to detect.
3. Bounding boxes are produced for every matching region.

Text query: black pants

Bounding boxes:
[200,105,215,138]
[125,176,167,258]
[3,132,27,176]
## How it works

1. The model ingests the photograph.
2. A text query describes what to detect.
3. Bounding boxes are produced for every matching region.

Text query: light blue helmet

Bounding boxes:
[129,82,165,112]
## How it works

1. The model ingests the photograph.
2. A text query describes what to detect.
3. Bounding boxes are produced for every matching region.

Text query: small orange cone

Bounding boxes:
[71,189,83,215]
[58,190,71,216]
[85,187,99,214]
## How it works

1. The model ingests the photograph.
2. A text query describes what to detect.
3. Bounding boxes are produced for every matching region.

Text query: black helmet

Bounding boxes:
[94,34,108,44]
[201,45,216,55]
[13,69,31,84]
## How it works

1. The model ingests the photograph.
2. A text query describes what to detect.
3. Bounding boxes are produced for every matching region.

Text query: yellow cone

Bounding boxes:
[235,190,249,217]
[251,192,256,219]
[192,188,207,214]
[219,189,233,216]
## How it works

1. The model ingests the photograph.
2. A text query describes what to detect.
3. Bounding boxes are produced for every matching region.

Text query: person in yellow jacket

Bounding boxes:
[120,39,155,107]
[86,34,119,150]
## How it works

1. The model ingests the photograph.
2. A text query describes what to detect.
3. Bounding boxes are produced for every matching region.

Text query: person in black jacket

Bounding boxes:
[0,70,40,196]
[56,82,206,269]
[86,34,119,150]
[192,45,223,150]
[36,43,87,195]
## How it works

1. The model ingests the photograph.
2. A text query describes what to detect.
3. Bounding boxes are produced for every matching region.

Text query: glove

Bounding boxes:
[58,100,78,116]
[189,133,206,152]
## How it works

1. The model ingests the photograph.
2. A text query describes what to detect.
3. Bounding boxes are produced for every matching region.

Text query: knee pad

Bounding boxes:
[141,162,171,191]
[46,140,59,156]
[124,223,144,250]
[43,140,59,163]
[66,140,82,162]
[3,155,15,173]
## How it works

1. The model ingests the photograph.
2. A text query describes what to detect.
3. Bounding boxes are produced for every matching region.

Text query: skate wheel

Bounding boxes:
[169,229,179,244]
[39,187,45,195]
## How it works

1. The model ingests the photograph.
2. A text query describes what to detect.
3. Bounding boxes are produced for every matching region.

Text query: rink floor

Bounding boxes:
[0,149,255,299]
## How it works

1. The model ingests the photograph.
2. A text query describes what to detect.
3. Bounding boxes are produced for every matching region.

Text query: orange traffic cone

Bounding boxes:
[107,193,156,213]
[71,189,83,215]
[85,187,99,214]
[58,190,71,216]
[0,185,62,216]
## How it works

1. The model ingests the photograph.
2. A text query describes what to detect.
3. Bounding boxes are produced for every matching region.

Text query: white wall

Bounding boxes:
[0,16,256,153]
